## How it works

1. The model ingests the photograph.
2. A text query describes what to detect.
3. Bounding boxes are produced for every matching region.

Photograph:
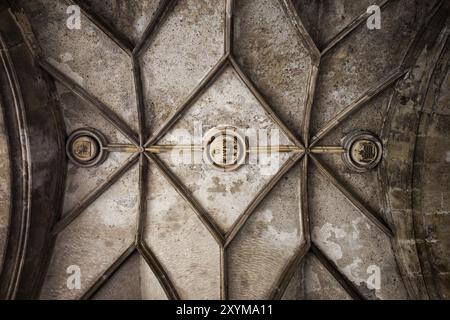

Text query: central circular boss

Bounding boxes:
[203,126,247,172]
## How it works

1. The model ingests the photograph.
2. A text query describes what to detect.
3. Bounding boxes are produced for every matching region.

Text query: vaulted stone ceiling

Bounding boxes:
[0,0,449,300]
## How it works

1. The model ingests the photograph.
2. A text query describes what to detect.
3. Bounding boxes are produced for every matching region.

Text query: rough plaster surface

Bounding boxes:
[41,164,138,299]
[141,0,225,138]
[234,0,312,138]
[309,167,407,299]
[19,0,139,133]
[82,0,162,45]
[228,162,304,299]
[144,165,221,300]
[158,66,292,232]
[0,105,10,272]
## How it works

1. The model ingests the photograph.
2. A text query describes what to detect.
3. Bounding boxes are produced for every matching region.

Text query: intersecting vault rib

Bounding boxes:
[278,0,320,62]
[228,55,305,148]
[319,0,395,56]
[66,0,134,55]
[80,244,136,300]
[38,59,140,146]
[310,243,366,300]
[144,152,225,246]
[224,152,305,248]
[310,154,394,238]
[310,67,409,148]
[51,154,139,236]
[133,0,178,58]
[269,154,310,300]
[144,54,230,148]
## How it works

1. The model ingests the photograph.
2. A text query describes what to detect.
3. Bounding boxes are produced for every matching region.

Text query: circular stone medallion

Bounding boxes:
[341,131,382,173]
[66,129,107,167]
[203,126,247,171]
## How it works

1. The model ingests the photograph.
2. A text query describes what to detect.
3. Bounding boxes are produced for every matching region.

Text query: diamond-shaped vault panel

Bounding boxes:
[157,66,294,232]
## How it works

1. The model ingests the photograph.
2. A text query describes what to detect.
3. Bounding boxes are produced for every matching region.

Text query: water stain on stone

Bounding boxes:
[207,177,227,194]
[230,180,243,194]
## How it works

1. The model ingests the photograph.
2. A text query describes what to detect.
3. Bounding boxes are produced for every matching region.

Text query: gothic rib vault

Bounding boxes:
[0,0,449,300]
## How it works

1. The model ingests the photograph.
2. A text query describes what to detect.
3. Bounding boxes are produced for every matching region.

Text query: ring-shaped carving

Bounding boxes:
[66,128,108,168]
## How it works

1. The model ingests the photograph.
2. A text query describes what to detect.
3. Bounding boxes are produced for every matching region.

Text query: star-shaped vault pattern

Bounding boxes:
[33,0,413,300]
